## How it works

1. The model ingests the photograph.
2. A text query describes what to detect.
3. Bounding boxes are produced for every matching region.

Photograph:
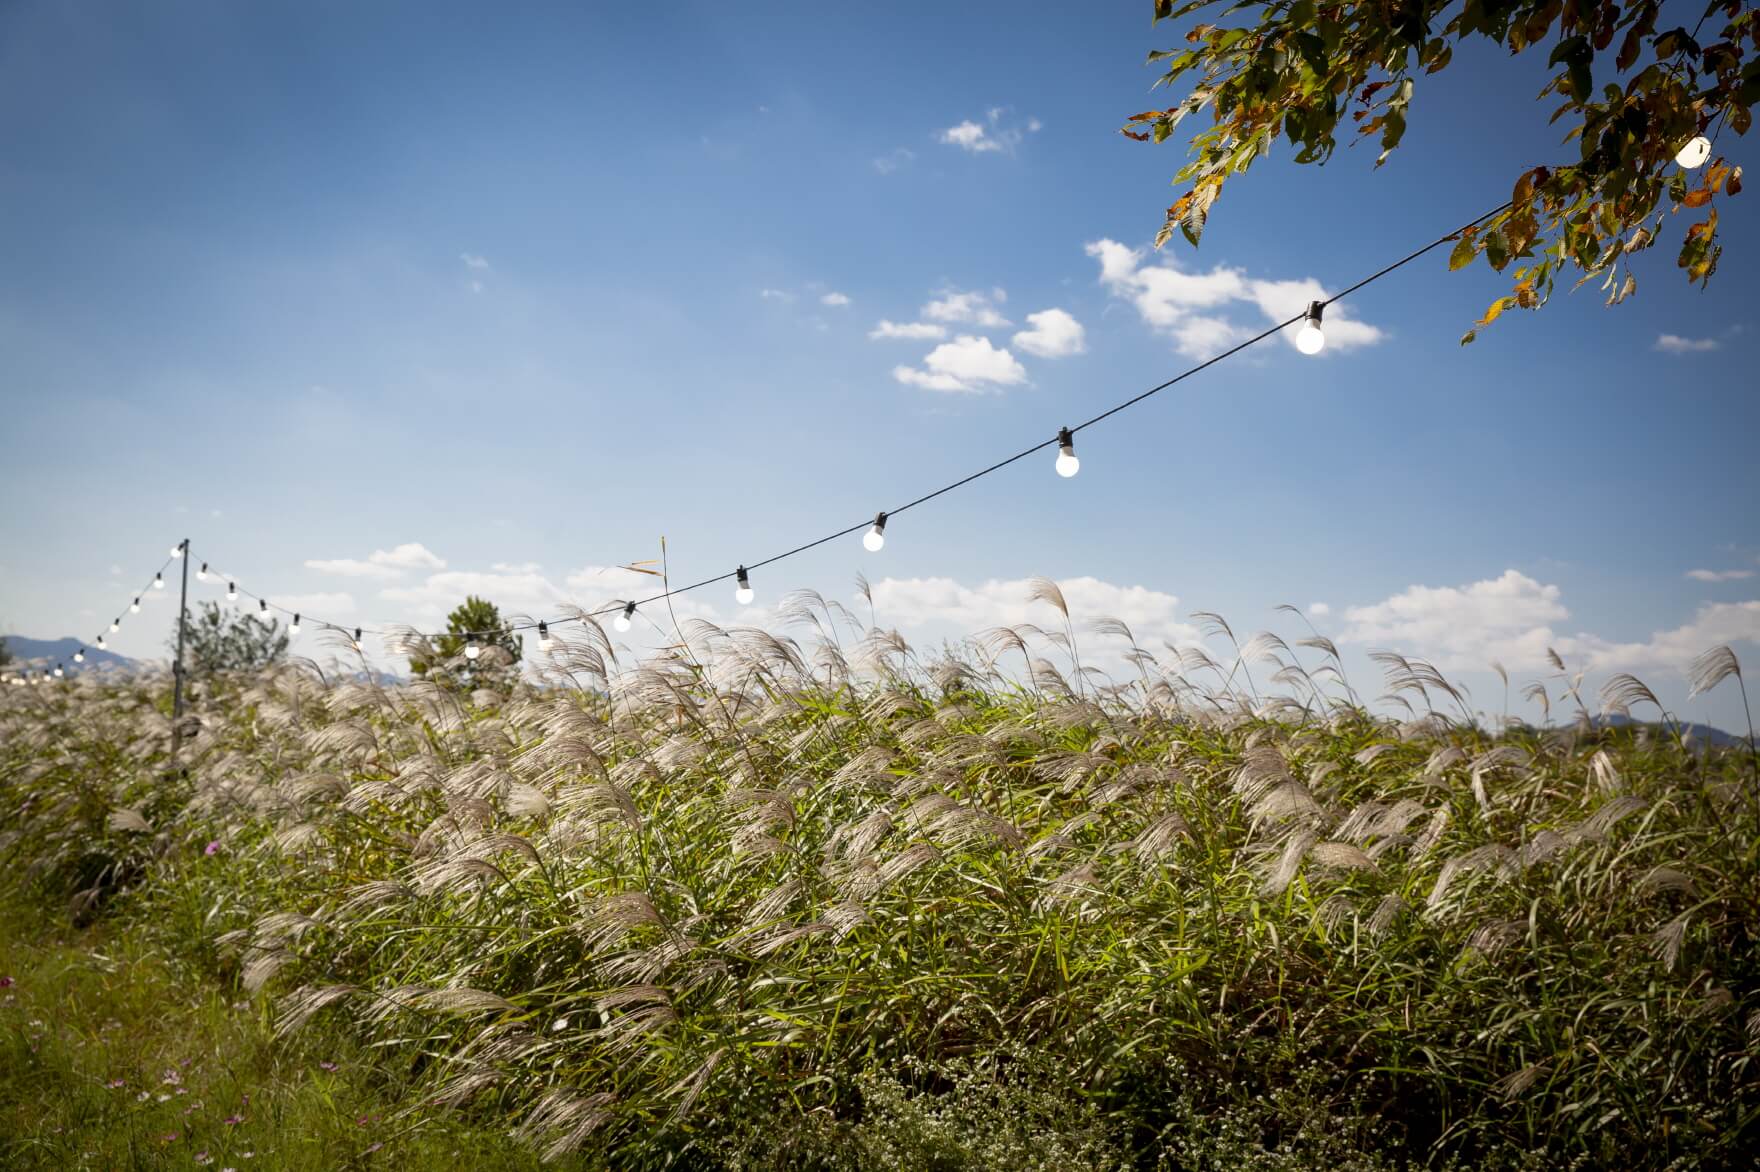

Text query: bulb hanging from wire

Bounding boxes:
[1055,428,1080,478]
[130,597,141,614]
[863,512,887,552]
[197,562,208,581]
[227,582,238,602]
[96,635,107,650]
[54,664,64,678]
[352,627,363,652]
[170,543,182,558]
[615,602,635,632]
[1675,135,1712,169]
[1296,301,1326,355]
[153,572,165,590]
[110,618,120,632]
[73,647,85,663]
[735,566,754,605]
[538,621,552,651]
[258,599,270,621]
[290,614,300,636]
[465,634,481,660]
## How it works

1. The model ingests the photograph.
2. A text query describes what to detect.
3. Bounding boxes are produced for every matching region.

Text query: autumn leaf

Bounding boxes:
[1681,188,1713,208]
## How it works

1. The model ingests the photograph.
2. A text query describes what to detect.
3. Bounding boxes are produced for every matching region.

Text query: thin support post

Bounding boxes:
[170,537,190,759]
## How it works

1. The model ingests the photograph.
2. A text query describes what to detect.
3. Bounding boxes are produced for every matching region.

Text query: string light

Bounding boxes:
[1296,301,1326,355]
[290,614,301,636]
[73,647,85,663]
[538,621,552,651]
[130,597,141,614]
[53,664,64,678]
[110,618,120,632]
[352,627,363,652]
[96,636,106,650]
[227,582,238,601]
[197,562,208,581]
[258,599,271,621]
[170,544,182,558]
[153,572,165,590]
[735,566,754,606]
[1676,136,1712,169]
[615,602,635,632]
[465,634,481,660]
[863,512,887,552]
[1055,428,1080,478]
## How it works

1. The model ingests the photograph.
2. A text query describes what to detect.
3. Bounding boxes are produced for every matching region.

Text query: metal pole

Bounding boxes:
[170,537,190,758]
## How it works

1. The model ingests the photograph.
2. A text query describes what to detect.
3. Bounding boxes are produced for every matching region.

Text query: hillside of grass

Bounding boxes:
[1,612,1756,1169]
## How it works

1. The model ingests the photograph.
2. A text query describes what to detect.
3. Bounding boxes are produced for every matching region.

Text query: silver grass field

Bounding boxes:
[2,582,1757,1170]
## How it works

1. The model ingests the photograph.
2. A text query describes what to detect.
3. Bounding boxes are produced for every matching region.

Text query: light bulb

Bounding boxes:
[130,597,141,613]
[1055,427,1079,478]
[96,636,106,649]
[465,636,481,660]
[290,614,300,636]
[74,648,85,663]
[54,664,64,678]
[258,599,270,621]
[110,619,120,632]
[538,621,553,651]
[227,583,238,601]
[153,572,165,590]
[863,511,887,552]
[615,602,635,633]
[1296,300,1325,355]
[1675,135,1711,169]
[197,562,208,581]
[170,544,182,558]
[352,627,363,652]
[735,566,754,606]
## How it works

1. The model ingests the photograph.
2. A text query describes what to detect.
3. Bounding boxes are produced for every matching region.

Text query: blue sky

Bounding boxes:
[1,1,1755,729]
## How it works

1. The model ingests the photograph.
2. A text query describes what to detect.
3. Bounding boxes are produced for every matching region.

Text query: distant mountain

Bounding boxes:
[1,635,138,674]
[1595,713,1745,749]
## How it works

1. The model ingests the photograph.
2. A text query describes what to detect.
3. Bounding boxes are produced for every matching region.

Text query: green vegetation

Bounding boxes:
[2,599,1756,1168]
[174,602,291,677]
[1129,0,1756,337]
[408,595,521,690]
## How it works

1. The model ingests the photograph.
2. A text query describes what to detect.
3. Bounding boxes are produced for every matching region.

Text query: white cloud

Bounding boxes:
[869,320,948,341]
[460,253,490,270]
[873,148,915,175]
[1581,601,1760,673]
[1086,238,1384,359]
[306,543,446,579]
[821,291,851,307]
[1655,333,1719,354]
[892,335,1028,394]
[1012,308,1086,358]
[871,575,1199,649]
[922,288,1010,327]
[109,564,122,576]
[1308,602,1331,617]
[758,288,795,303]
[1339,570,1570,671]
[1687,568,1755,582]
[380,569,570,622]
[937,108,1039,155]
[493,562,543,574]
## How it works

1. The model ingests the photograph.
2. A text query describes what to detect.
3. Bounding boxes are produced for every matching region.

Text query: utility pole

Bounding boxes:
[170,537,190,759]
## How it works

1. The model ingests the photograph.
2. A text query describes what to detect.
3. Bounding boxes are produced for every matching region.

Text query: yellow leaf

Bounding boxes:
[1476,297,1512,327]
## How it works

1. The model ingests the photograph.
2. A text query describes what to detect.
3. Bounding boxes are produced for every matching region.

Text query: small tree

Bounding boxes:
[409,596,522,690]
[173,602,290,676]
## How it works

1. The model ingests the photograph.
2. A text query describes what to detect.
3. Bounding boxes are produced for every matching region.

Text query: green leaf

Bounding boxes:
[1448,233,1478,270]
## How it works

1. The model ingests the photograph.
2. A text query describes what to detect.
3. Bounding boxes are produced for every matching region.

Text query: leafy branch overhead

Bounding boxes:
[1127,0,1755,340]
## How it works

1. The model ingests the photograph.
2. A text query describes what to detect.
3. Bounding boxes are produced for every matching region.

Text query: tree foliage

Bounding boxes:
[1127,0,1755,339]
[408,595,521,689]
[174,602,290,676]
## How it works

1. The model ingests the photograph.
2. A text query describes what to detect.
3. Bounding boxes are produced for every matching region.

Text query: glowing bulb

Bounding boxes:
[227,582,238,602]
[170,544,182,558]
[352,627,363,652]
[1296,300,1325,355]
[153,572,165,590]
[290,613,300,636]
[197,562,208,581]
[53,664,64,678]
[1055,427,1079,478]
[110,618,120,632]
[863,512,887,552]
[130,597,141,613]
[465,635,481,660]
[538,621,553,651]
[96,636,106,649]
[74,648,85,663]
[258,599,270,621]
[735,566,754,606]
[615,602,635,633]
[1675,135,1711,169]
